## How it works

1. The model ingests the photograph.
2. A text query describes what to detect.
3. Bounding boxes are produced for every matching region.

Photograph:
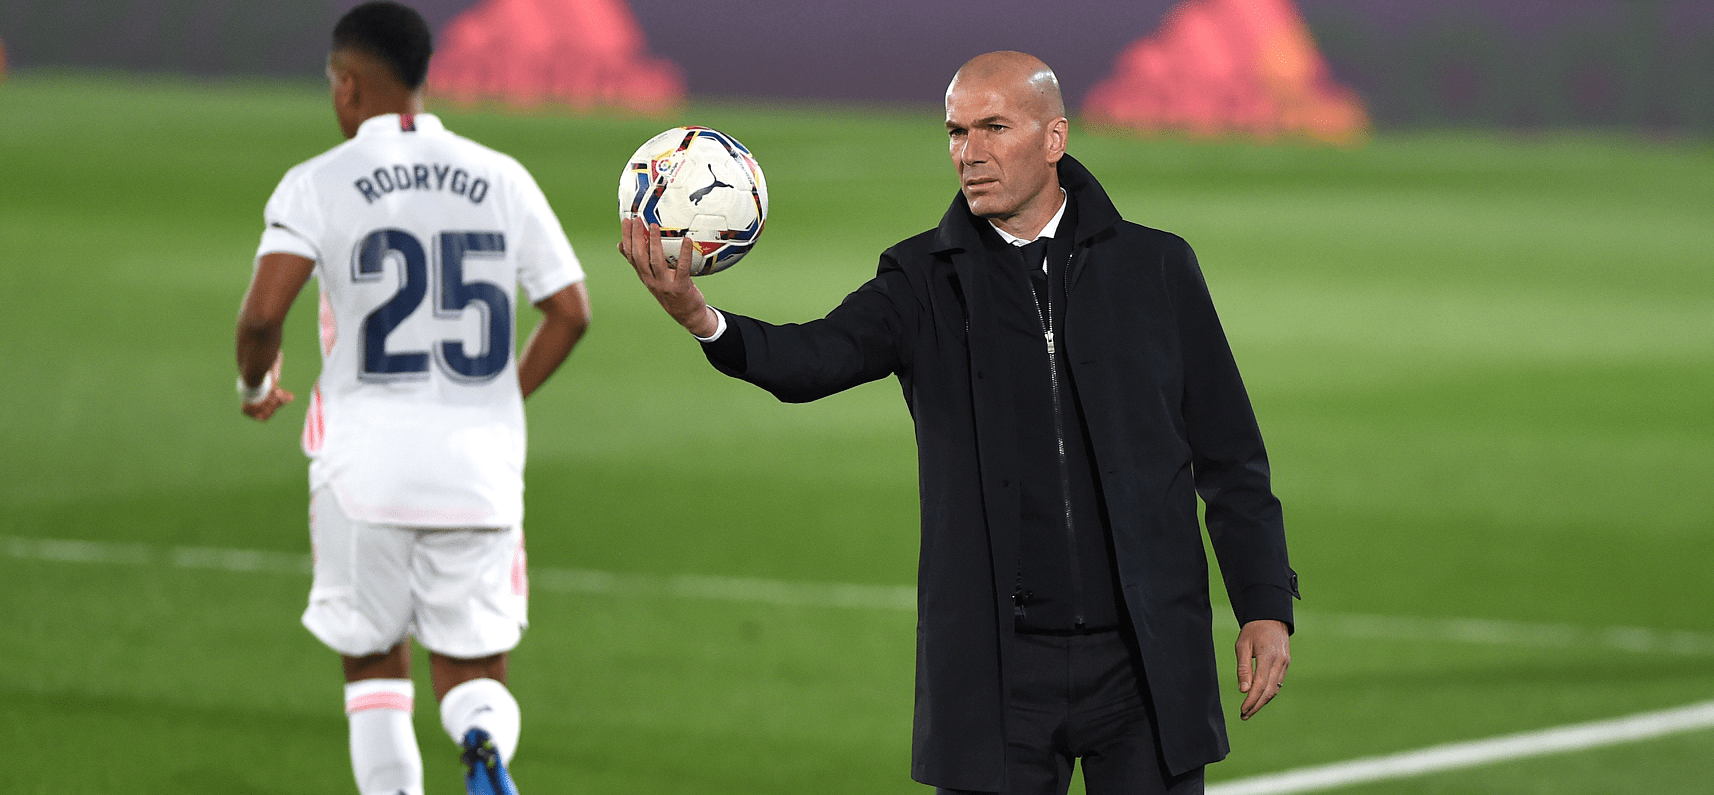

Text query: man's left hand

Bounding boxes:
[241,352,294,422]
[1235,619,1291,721]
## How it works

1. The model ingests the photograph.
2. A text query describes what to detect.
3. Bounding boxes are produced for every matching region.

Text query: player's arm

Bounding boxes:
[517,281,590,400]
[235,252,316,421]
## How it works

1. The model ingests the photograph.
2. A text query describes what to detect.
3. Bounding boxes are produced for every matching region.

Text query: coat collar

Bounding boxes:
[930,153,1122,255]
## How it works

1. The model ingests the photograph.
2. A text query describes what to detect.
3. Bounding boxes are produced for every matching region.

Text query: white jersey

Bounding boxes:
[256,113,582,527]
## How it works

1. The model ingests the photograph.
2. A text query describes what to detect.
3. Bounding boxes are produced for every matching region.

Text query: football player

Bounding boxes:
[233,3,589,794]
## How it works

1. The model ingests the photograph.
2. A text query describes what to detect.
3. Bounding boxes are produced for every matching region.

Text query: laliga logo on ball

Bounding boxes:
[619,127,768,276]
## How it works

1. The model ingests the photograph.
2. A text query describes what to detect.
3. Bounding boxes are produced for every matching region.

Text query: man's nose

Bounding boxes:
[959,133,987,164]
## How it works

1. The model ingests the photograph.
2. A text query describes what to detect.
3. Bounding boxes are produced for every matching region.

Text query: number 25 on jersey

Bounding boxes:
[354,228,513,383]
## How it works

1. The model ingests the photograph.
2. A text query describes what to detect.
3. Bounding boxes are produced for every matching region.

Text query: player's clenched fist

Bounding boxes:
[240,351,294,422]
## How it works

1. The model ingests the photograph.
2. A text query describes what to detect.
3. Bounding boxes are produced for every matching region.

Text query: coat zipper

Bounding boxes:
[1026,249,1084,628]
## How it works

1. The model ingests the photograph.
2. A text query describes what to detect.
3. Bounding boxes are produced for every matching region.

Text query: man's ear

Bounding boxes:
[331,65,359,114]
[1045,116,1069,164]
[327,51,366,139]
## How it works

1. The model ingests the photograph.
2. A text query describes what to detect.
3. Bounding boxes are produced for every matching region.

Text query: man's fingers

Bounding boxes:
[1239,686,1262,720]
[640,220,677,284]
[1242,690,1271,720]
[240,352,289,422]
[637,219,659,281]
[241,386,294,422]
[1238,666,1274,719]
[1235,638,1255,693]
[1259,644,1290,693]
[621,216,703,291]
[621,216,647,280]
[1240,651,1289,720]
[677,234,696,275]
[1235,620,1291,720]
[1244,673,1280,718]
[646,222,673,279]
[624,217,653,280]
[622,216,715,334]
[1266,656,1289,697]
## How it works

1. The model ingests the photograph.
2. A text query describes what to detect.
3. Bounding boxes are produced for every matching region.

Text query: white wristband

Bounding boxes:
[237,370,274,404]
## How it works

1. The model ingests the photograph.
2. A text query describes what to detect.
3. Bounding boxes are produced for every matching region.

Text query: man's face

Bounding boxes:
[945,78,1061,220]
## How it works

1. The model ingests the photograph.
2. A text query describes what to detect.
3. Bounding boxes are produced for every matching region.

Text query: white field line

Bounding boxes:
[1206,698,1714,795]
[5,534,1713,655]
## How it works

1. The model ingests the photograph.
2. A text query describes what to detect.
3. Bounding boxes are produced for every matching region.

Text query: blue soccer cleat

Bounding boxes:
[460,728,519,795]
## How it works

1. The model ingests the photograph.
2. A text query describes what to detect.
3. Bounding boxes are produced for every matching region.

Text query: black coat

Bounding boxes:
[701,154,1297,788]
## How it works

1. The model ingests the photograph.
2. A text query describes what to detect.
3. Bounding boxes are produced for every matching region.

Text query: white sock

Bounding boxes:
[439,677,521,764]
[345,678,424,795]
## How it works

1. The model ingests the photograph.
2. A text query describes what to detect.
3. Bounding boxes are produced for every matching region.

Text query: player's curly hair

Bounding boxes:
[332,1,434,90]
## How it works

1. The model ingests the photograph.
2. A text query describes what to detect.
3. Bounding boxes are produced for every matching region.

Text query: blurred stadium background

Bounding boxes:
[6,0,1714,130]
[2,0,1711,793]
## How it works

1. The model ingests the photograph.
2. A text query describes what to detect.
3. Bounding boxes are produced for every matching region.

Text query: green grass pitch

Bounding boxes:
[2,72,1712,793]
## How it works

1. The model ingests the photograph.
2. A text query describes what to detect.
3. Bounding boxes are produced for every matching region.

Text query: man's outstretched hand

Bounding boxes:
[1235,619,1291,721]
[618,217,719,338]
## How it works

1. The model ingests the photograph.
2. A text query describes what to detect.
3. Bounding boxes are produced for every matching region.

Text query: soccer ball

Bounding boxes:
[618,126,768,276]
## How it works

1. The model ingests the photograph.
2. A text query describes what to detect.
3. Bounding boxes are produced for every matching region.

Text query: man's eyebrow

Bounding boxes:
[946,115,1009,129]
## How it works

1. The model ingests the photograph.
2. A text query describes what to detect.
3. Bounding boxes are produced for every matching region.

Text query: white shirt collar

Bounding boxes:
[356,112,446,137]
[989,188,1068,247]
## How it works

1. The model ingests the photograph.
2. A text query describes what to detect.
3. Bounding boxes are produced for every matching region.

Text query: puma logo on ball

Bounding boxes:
[689,164,733,205]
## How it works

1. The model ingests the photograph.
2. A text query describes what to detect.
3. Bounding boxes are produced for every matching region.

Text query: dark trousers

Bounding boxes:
[937,630,1205,795]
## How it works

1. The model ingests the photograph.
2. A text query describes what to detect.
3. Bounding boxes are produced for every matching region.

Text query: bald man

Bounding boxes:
[236,3,589,794]
[623,52,1296,795]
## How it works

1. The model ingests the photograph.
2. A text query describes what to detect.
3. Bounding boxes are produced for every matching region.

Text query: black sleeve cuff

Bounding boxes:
[700,317,746,374]
[1234,584,1298,634]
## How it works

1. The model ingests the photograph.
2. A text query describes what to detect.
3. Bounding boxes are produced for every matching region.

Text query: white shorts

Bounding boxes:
[302,488,528,658]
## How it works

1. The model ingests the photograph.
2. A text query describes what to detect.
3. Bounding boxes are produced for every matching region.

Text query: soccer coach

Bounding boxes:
[622,51,1297,794]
